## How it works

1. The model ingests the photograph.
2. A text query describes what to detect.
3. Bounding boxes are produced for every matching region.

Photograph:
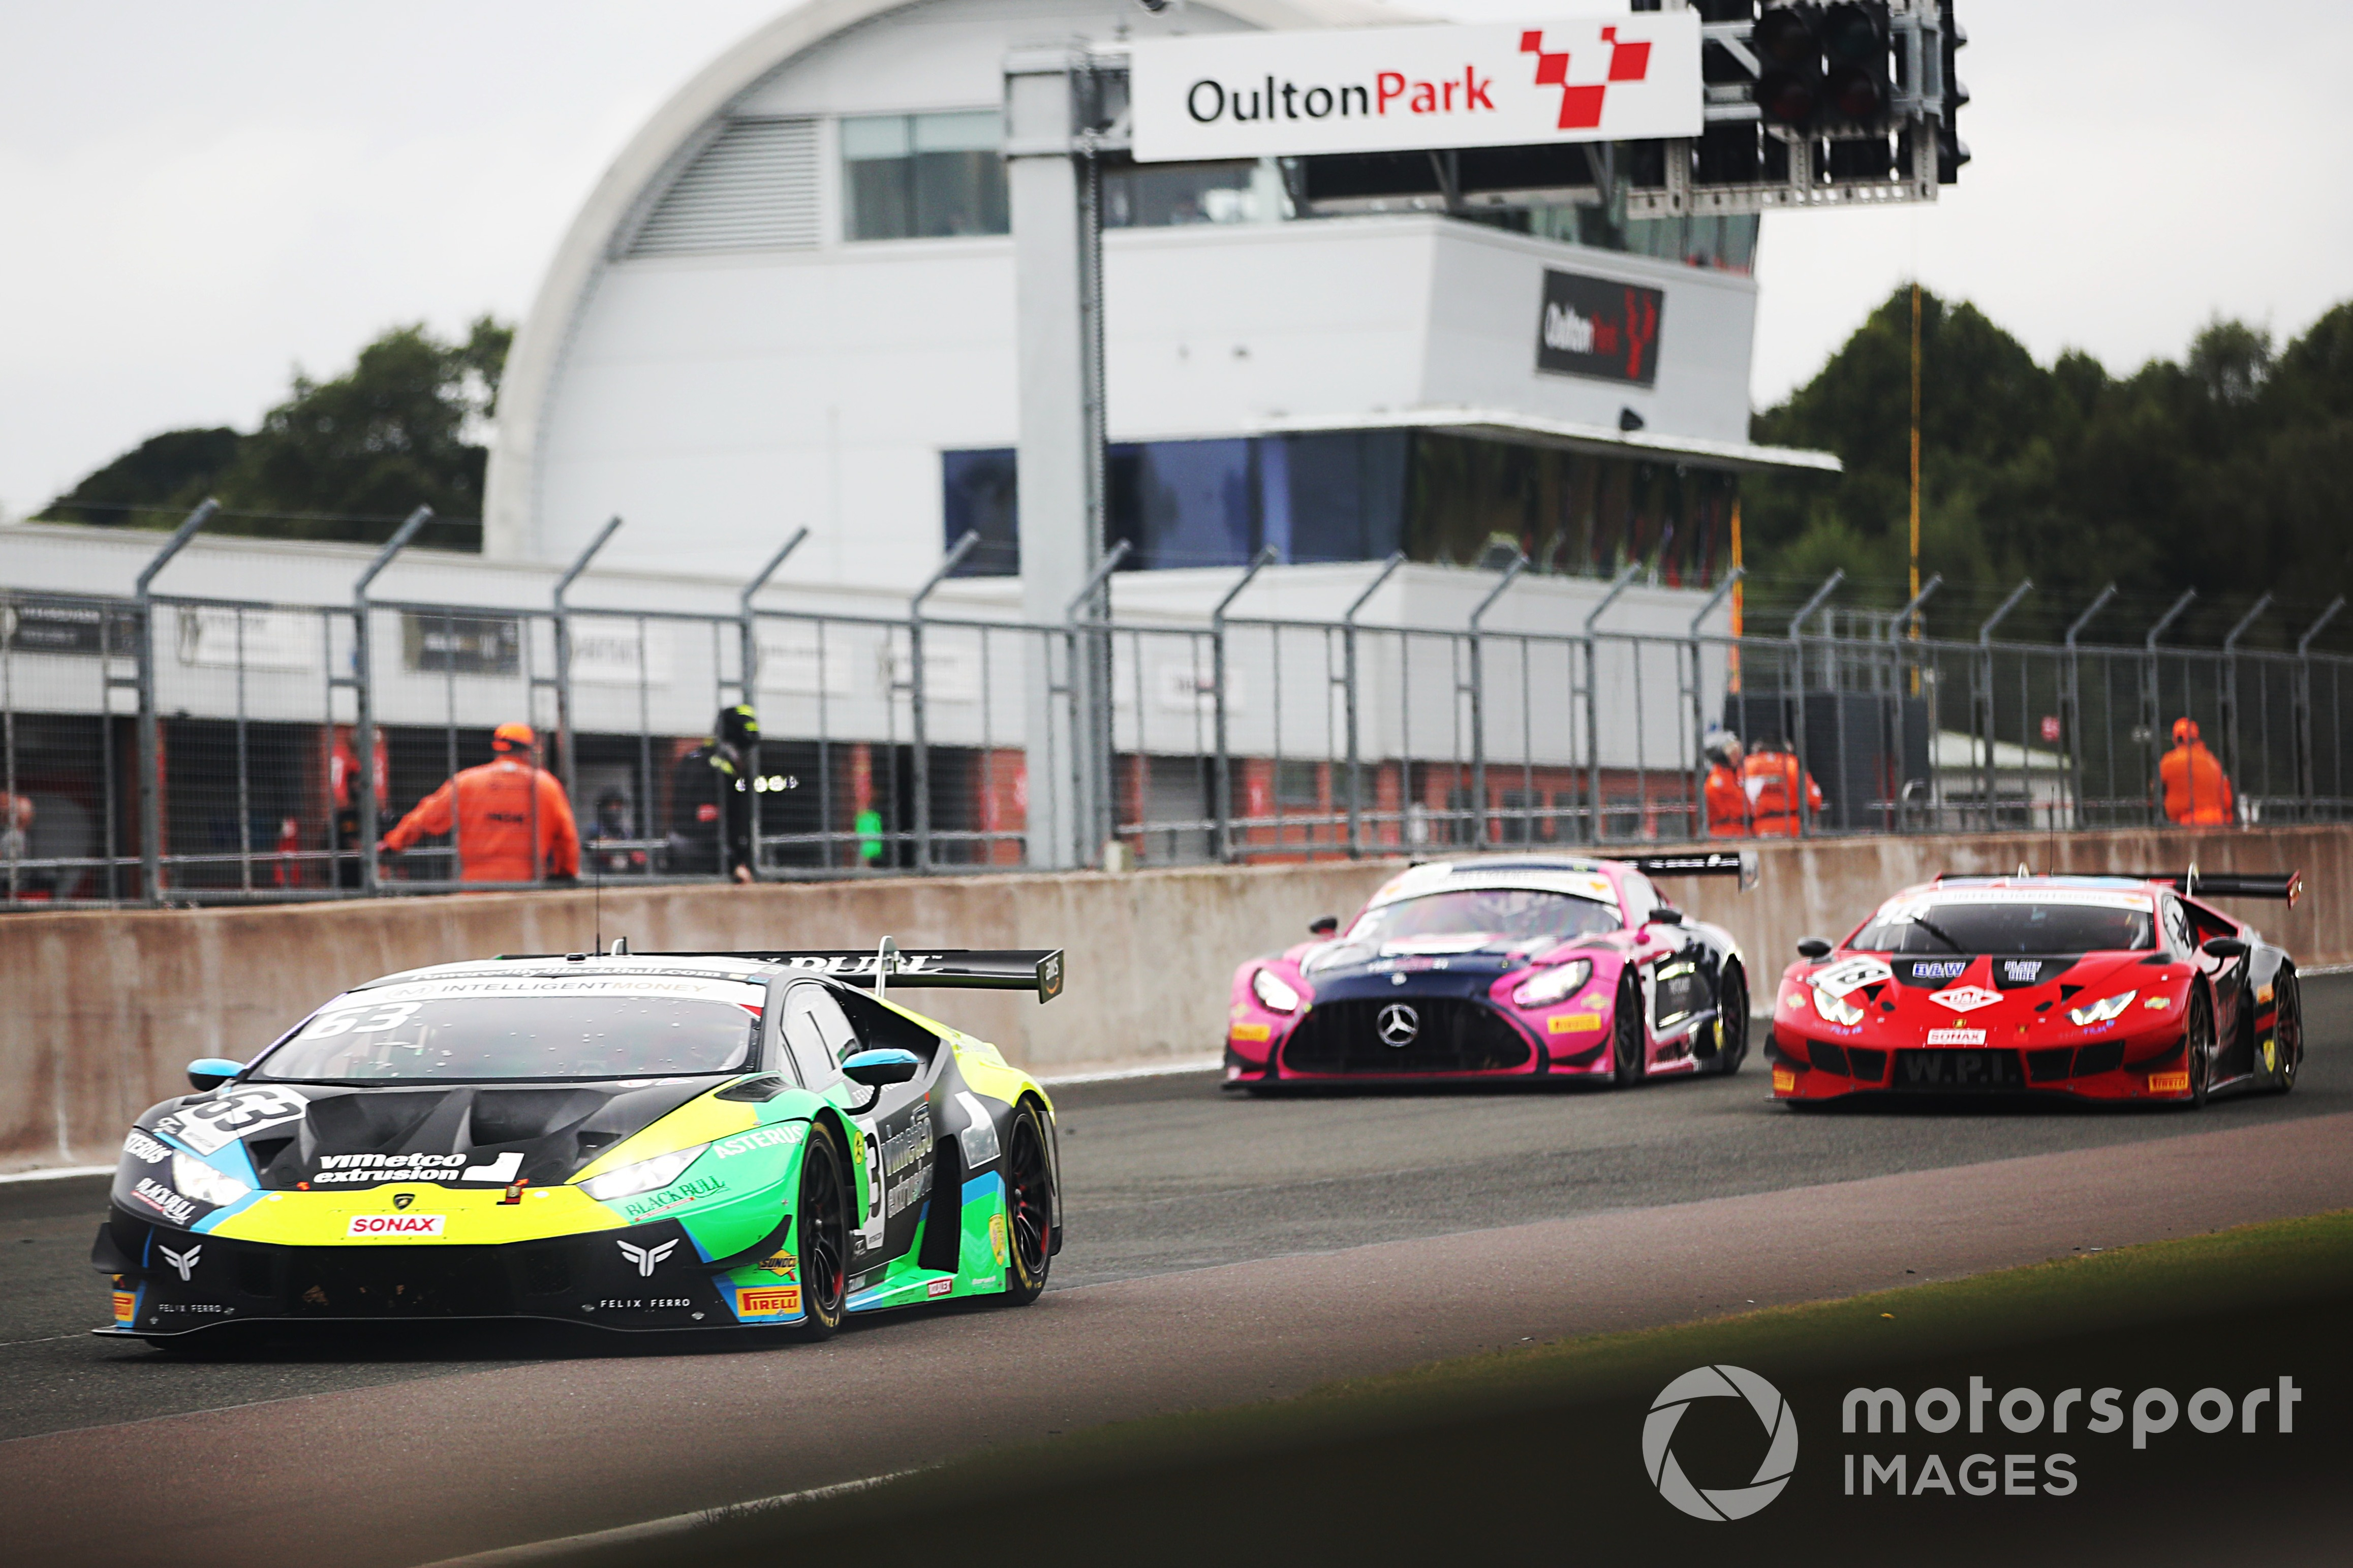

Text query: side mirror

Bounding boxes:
[1795,937,1833,960]
[2201,936,2249,960]
[186,1057,245,1091]
[1308,916,1339,936]
[1650,906,1684,925]
[840,1047,922,1088]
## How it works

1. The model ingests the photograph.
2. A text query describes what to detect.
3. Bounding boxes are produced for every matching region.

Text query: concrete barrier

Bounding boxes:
[6,824,2347,1171]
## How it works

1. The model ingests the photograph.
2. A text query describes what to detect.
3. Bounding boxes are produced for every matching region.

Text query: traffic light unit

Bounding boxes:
[1629,0,1964,218]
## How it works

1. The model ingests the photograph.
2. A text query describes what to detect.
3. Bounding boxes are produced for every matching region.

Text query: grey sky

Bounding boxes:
[4,1,2347,518]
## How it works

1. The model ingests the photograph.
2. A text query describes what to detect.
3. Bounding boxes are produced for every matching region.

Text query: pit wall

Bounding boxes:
[6,824,2347,1171]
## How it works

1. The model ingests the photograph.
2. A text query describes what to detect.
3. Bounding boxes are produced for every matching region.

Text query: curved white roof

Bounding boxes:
[483,0,1418,560]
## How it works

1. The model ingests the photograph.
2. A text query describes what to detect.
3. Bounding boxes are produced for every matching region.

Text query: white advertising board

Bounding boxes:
[1128,17,1701,164]
[567,616,675,688]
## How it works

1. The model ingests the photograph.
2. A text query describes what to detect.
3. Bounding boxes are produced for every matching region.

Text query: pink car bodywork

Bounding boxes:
[1222,854,1752,1090]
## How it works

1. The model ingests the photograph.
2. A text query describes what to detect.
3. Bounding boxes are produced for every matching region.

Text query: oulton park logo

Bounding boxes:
[1645,1366,1800,1522]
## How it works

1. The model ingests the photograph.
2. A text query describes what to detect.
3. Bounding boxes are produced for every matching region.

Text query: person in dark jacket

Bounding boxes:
[667,703,760,882]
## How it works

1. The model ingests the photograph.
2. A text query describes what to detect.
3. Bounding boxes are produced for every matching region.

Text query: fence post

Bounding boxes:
[2219,592,2274,819]
[551,516,623,833]
[351,507,434,896]
[734,526,809,873]
[2141,589,2197,825]
[909,530,982,872]
[1467,552,1529,851]
[1783,572,1844,839]
[1061,539,1130,867]
[1342,552,1406,858]
[1974,578,2033,831]
[1578,563,1641,846]
[2295,598,2345,820]
[132,498,219,905]
[1882,574,1942,831]
[1212,545,1277,864]
[2061,583,2118,830]
[1686,568,1743,837]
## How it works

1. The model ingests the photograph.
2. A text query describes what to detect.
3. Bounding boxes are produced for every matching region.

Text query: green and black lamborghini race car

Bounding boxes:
[91,943,1064,1341]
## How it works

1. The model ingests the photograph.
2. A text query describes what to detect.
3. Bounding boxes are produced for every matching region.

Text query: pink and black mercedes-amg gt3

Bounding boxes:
[1222,851,1756,1091]
[1770,870,2304,1107]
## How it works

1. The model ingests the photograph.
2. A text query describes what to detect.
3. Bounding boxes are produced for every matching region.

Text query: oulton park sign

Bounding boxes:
[1128,16,1703,164]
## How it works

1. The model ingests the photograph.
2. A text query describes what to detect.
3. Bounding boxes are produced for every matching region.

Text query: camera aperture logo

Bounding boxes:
[1645,1365,1799,1521]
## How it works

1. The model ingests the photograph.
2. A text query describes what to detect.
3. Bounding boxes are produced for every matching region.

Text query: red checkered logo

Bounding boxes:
[1520,25,1653,131]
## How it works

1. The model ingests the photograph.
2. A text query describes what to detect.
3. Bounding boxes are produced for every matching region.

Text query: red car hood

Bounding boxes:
[1803,949,2174,1047]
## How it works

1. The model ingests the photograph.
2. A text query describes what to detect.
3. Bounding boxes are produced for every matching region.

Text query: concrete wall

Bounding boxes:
[7,824,2348,1171]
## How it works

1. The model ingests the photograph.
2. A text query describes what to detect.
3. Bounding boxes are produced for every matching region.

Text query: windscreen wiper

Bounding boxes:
[1906,915,1969,955]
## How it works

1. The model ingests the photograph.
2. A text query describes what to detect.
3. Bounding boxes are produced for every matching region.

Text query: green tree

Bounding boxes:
[40,316,511,550]
[41,427,241,527]
[1745,289,2353,649]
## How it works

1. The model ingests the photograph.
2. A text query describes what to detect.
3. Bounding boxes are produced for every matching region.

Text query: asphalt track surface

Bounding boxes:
[5,976,2352,1566]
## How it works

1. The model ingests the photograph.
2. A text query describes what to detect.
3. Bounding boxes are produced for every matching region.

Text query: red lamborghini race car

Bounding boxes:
[1768,870,2304,1106]
[1222,850,1756,1090]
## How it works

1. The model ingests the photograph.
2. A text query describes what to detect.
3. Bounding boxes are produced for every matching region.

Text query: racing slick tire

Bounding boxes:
[1714,964,1750,1077]
[1612,973,1647,1087]
[998,1100,1055,1306]
[2182,987,2216,1110]
[2274,967,2303,1094]
[792,1120,852,1340]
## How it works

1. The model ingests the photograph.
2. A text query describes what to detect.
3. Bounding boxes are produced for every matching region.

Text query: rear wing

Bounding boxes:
[2138,870,2302,906]
[1629,849,1760,893]
[656,945,1066,1003]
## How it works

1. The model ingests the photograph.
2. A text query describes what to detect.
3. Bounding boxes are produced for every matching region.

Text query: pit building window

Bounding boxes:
[841,111,1008,241]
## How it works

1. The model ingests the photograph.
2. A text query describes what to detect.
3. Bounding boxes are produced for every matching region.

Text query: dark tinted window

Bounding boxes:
[842,112,1006,241]
[256,994,758,1082]
[1851,899,2155,957]
[1342,889,1620,948]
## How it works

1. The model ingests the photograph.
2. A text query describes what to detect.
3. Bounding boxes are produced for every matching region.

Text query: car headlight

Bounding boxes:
[1251,968,1302,1015]
[2067,990,2138,1026]
[170,1152,251,1209]
[580,1142,710,1202]
[1811,986,1865,1027]
[1511,959,1594,1009]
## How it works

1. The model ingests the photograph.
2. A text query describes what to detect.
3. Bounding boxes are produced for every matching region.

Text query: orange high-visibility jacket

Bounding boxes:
[1704,764,1751,836]
[1739,750,1824,837]
[381,757,580,882]
[2160,740,2235,826]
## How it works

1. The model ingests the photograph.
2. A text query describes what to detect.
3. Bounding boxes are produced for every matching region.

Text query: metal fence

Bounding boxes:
[6,507,2350,908]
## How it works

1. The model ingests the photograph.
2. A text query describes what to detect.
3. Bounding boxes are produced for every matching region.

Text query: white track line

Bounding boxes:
[411,1469,920,1567]
[1039,1054,1221,1086]
[0,1165,110,1186]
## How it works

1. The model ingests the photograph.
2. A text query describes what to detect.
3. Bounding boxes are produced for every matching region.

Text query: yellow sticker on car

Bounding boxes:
[1772,1067,1799,1093]
[1230,1023,1271,1042]
[2147,1070,2191,1094]
[989,1212,1008,1266]
[736,1285,799,1316]
[1547,1013,1604,1033]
